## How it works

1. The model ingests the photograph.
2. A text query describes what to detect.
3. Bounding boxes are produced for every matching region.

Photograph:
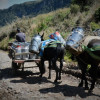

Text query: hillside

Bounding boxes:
[0,0,70,26]
[0,0,100,51]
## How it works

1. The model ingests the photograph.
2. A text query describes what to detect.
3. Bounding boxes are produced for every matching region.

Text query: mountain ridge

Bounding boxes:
[0,0,70,26]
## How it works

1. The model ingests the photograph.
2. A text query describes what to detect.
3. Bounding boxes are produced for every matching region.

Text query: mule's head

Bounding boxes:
[29,33,44,53]
[39,32,44,41]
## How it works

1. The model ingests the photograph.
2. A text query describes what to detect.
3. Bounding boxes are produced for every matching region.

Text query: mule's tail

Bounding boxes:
[56,43,63,56]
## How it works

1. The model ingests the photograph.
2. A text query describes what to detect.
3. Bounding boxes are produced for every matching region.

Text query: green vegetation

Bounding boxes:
[71,0,94,11]
[90,22,100,31]
[70,4,80,14]
[94,8,100,22]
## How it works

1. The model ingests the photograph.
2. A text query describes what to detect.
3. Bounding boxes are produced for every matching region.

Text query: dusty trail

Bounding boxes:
[0,50,100,100]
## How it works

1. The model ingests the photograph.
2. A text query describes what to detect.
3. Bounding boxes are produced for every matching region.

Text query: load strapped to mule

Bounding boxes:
[49,31,66,46]
[66,27,100,58]
[29,32,66,57]
[66,27,85,55]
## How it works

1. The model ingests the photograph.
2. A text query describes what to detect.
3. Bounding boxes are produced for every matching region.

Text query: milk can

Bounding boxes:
[66,27,84,48]
[15,45,22,60]
[49,32,66,46]
[11,42,22,59]
[29,53,36,59]
[21,42,29,60]
[29,35,41,53]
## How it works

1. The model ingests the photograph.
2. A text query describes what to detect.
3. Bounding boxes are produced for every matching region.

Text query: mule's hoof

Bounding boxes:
[85,86,89,90]
[78,85,82,87]
[54,80,57,83]
[39,75,42,77]
[48,76,51,79]
[58,77,61,80]
[88,89,93,93]
[78,83,83,87]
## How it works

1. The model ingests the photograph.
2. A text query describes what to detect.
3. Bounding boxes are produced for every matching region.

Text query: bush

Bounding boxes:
[37,20,48,32]
[64,50,72,62]
[94,8,100,22]
[71,0,94,12]
[76,16,83,25]
[84,6,90,11]
[70,4,80,14]
[71,0,94,6]
[90,22,100,31]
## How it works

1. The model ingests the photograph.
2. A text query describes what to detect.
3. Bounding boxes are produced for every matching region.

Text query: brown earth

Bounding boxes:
[0,50,100,100]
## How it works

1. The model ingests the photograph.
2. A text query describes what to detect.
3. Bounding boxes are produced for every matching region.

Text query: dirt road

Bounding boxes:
[0,50,100,100]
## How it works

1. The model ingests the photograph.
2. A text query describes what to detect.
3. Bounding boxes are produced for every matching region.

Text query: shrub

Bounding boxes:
[71,0,94,12]
[76,16,83,25]
[94,8,100,22]
[70,4,80,14]
[71,0,94,6]
[90,22,100,31]
[64,50,72,62]
[37,21,48,32]
[84,6,90,11]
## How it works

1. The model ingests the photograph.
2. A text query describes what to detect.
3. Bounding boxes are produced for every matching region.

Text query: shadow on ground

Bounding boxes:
[0,66,40,80]
[39,84,100,99]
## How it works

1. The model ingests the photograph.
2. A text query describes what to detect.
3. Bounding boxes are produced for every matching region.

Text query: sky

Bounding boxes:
[0,0,36,9]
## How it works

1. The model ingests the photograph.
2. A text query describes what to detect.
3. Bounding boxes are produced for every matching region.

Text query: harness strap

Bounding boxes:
[44,41,63,48]
[82,45,100,60]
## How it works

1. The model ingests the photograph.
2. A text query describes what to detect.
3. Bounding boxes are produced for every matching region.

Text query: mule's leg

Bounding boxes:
[48,60,52,79]
[78,61,88,89]
[52,58,59,83]
[80,68,88,89]
[58,58,63,80]
[39,58,45,77]
[21,63,24,72]
[83,64,89,90]
[89,64,98,92]
[89,78,96,93]
[78,62,84,87]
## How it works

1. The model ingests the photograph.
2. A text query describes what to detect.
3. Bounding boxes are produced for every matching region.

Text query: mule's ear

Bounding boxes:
[41,32,44,37]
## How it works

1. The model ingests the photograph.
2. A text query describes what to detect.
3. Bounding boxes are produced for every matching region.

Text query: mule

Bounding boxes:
[76,39,100,92]
[66,27,100,92]
[30,33,65,83]
[39,41,65,83]
[29,33,44,54]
